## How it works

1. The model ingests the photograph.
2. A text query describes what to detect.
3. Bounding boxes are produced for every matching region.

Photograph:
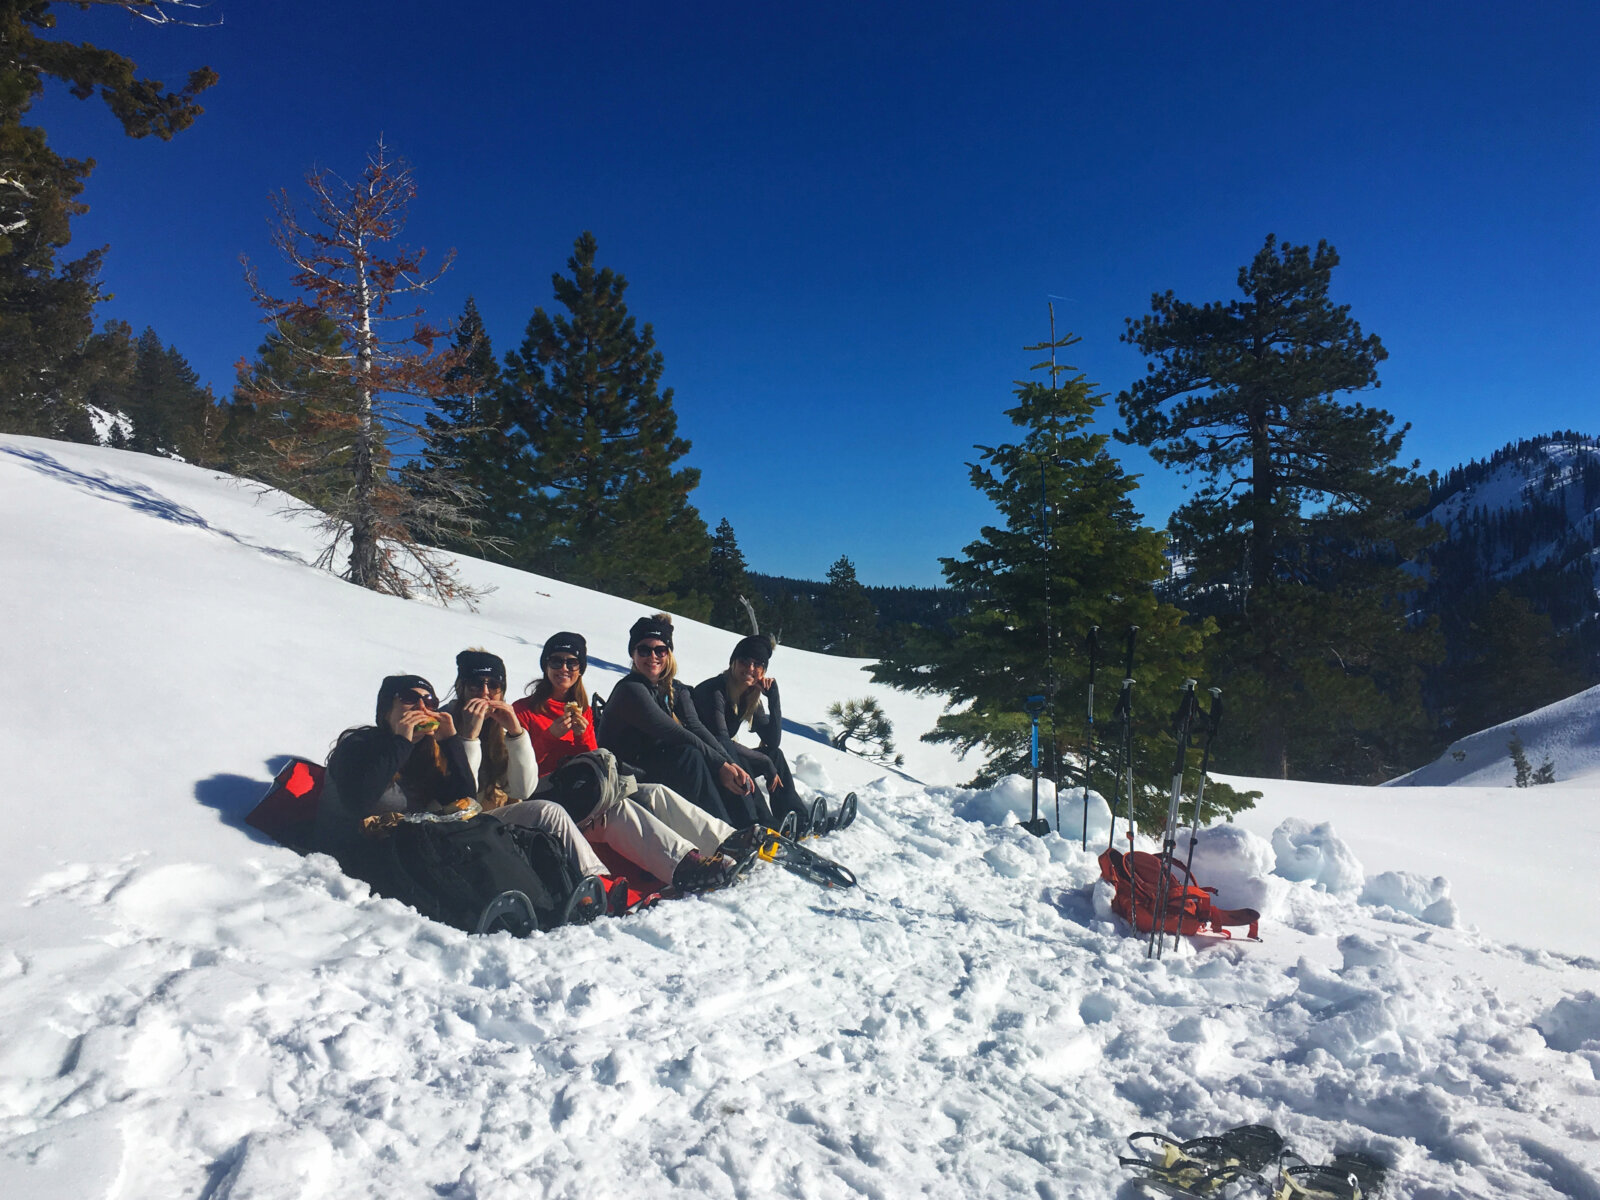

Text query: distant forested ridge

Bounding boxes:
[1415,431,1600,737]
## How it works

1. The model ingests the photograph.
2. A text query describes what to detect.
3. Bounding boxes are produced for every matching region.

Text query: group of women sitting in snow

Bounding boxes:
[315,614,822,904]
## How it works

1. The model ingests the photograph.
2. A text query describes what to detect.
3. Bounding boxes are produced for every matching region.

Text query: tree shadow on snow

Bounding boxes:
[2,445,304,563]
[193,754,296,845]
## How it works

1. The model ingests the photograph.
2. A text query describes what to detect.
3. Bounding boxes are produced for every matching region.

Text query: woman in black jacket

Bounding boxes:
[693,634,809,833]
[597,614,768,829]
[318,673,600,889]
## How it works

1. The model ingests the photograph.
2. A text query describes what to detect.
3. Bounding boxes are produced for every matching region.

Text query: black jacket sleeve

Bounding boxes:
[603,676,730,766]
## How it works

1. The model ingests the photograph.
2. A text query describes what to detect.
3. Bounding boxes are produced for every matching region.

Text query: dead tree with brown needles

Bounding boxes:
[238,141,487,603]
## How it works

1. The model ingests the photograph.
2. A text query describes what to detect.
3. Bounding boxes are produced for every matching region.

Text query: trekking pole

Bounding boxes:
[1120,628,1138,854]
[1023,694,1049,837]
[1081,625,1098,851]
[1148,679,1198,960]
[1169,688,1222,954]
[1105,626,1139,856]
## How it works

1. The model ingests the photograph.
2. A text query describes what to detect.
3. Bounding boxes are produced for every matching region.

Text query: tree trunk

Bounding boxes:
[347,232,380,589]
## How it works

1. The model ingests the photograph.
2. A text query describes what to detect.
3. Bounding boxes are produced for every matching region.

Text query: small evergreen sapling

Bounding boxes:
[1507,729,1556,787]
[828,698,904,767]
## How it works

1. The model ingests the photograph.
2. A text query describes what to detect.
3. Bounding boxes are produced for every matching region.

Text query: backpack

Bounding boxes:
[1098,848,1260,940]
[374,813,601,935]
[532,746,631,825]
[245,757,324,853]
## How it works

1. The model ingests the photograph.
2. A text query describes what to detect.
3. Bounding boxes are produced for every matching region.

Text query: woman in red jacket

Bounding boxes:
[516,631,739,889]
[514,631,598,774]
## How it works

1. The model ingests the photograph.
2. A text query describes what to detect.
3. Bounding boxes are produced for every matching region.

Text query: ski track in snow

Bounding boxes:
[2,435,1599,1199]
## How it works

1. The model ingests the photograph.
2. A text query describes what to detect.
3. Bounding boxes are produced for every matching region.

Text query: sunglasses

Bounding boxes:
[460,675,504,691]
[634,643,671,659]
[399,689,438,707]
[547,656,582,671]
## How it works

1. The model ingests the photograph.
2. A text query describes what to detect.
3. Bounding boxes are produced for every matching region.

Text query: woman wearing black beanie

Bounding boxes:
[596,614,769,828]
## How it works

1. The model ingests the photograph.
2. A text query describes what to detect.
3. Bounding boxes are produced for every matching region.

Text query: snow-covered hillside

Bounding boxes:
[3,436,1598,1200]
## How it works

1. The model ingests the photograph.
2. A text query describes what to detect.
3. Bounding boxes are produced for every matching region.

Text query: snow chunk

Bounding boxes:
[1175,823,1287,916]
[1536,992,1600,1053]
[1271,818,1365,895]
[949,775,1111,841]
[790,751,834,793]
[1360,871,1459,927]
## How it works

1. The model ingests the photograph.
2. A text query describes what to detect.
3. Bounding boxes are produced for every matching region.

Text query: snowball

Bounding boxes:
[1360,871,1459,927]
[1270,818,1365,895]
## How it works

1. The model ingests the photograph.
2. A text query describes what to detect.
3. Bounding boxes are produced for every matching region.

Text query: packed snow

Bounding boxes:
[2,435,1597,1199]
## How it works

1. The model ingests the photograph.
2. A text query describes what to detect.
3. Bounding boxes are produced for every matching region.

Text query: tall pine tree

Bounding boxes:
[698,518,760,632]
[412,296,525,560]
[502,232,710,610]
[0,0,214,440]
[873,331,1241,825]
[1118,236,1439,780]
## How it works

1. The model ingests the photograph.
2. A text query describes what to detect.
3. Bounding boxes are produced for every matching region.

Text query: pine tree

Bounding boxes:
[1119,236,1440,781]
[0,1,214,439]
[412,296,525,560]
[820,555,878,655]
[873,330,1245,825]
[228,314,361,513]
[699,518,760,632]
[502,231,710,610]
[237,143,481,603]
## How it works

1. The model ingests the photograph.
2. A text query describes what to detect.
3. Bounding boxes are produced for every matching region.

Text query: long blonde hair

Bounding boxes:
[726,669,763,731]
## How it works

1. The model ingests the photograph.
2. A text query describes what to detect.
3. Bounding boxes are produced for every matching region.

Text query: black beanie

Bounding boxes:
[730,634,775,666]
[455,649,506,686]
[540,631,588,672]
[628,614,674,655]
[376,674,435,724]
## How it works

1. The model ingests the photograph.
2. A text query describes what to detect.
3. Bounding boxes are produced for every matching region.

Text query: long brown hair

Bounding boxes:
[526,673,590,711]
[448,677,513,810]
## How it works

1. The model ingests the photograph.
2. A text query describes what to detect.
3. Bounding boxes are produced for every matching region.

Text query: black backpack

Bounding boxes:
[374,814,601,936]
[532,747,628,824]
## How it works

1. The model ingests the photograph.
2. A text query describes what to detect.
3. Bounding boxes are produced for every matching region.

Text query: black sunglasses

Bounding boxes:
[635,643,671,658]
[399,689,438,707]
[547,656,582,671]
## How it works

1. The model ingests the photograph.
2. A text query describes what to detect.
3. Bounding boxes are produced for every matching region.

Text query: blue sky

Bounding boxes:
[36,0,1599,585]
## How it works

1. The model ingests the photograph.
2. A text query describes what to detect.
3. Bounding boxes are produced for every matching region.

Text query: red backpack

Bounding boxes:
[246,758,325,853]
[1098,847,1260,940]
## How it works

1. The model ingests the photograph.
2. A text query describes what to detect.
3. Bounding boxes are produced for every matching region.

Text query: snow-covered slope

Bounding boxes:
[3,436,1598,1200]
[1389,680,1600,788]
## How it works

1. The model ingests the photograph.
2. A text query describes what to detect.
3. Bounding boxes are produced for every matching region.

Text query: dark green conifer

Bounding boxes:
[820,556,878,656]
[502,232,710,609]
[874,332,1244,824]
[1119,236,1440,781]
[0,1,214,439]
[413,297,525,560]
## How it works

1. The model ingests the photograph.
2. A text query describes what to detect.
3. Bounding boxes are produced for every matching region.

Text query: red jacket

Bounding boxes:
[514,695,598,776]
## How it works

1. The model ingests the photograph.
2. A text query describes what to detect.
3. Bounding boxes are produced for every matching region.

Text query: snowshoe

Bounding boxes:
[473,889,538,937]
[559,875,606,926]
[1121,1124,1285,1197]
[808,796,828,835]
[1275,1151,1388,1200]
[670,849,742,894]
[833,791,858,830]
[755,827,857,888]
[777,809,799,839]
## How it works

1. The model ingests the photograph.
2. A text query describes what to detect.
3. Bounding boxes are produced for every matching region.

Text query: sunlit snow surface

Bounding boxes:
[2,436,1597,1199]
